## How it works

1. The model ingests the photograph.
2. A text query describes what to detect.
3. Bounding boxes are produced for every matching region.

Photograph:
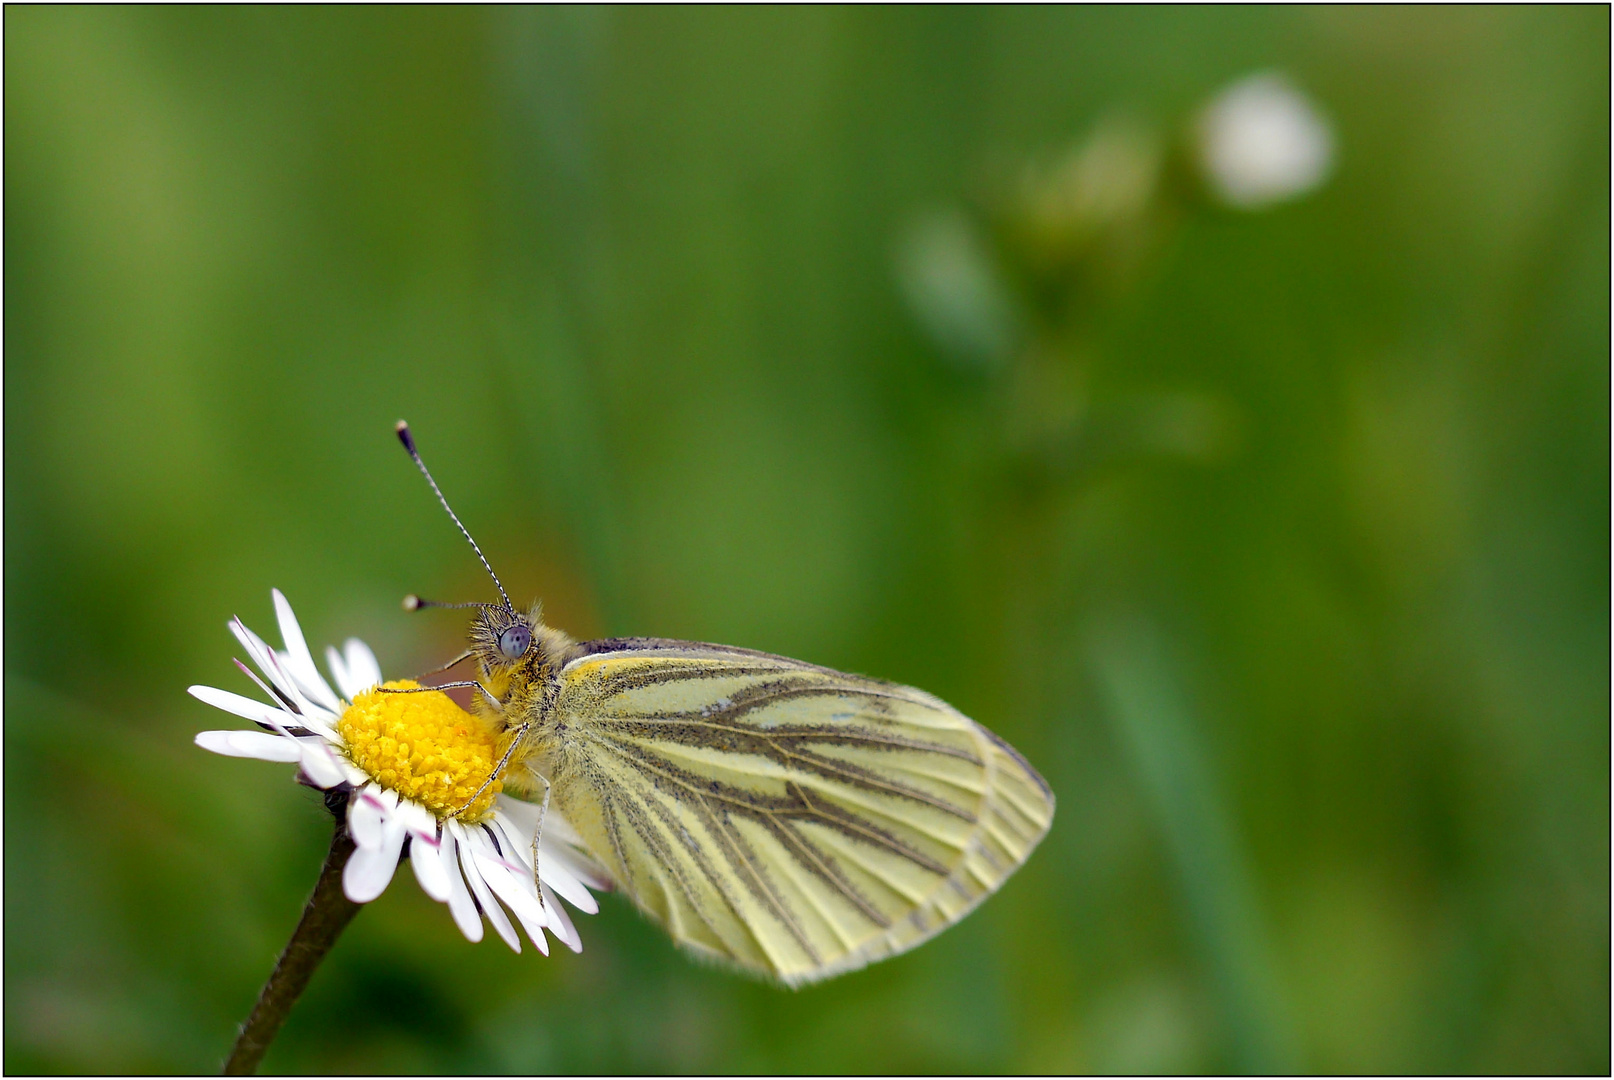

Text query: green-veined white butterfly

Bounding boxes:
[395,422,1053,986]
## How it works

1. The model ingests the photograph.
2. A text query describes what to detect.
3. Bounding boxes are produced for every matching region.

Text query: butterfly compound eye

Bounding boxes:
[498,623,532,660]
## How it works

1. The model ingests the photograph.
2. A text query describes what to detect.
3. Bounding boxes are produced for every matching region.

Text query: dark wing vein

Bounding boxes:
[589,729,955,916]
[690,790,820,964]
[596,712,984,763]
[762,791,891,931]
[595,728,954,875]
[766,737,977,822]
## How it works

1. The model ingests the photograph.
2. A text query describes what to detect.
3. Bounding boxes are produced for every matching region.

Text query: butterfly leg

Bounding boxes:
[379,680,504,713]
[447,719,530,818]
[529,771,553,905]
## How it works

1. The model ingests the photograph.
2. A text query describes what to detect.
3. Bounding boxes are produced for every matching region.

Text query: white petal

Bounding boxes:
[473,850,551,955]
[540,808,587,850]
[343,638,384,695]
[301,716,339,743]
[243,624,325,730]
[276,647,334,711]
[539,852,600,915]
[497,799,609,894]
[322,751,368,787]
[476,833,538,894]
[486,817,564,922]
[342,846,397,904]
[344,814,407,903]
[493,794,548,840]
[229,660,340,742]
[457,825,521,952]
[325,646,352,702]
[540,834,612,894]
[272,590,343,713]
[392,798,436,836]
[440,823,484,943]
[500,796,593,855]
[348,787,388,850]
[489,807,598,914]
[257,650,321,731]
[195,729,303,762]
[491,813,536,873]
[542,882,582,953]
[231,618,298,703]
[494,793,540,832]
[298,740,348,789]
[188,685,283,727]
[409,827,452,902]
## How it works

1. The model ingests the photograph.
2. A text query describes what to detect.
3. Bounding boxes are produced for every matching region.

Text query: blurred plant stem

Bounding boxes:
[1085,613,1298,1072]
[223,823,360,1075]
[903,102,1324,1067]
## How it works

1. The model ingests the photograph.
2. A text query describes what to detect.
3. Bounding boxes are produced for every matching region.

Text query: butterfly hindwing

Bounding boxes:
[545,638,1054,985]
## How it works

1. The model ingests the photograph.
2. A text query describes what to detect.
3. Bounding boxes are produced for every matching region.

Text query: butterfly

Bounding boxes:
[396,422,1054,986]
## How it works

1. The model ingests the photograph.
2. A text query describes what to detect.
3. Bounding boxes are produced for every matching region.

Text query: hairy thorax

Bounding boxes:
[466,606,575,800]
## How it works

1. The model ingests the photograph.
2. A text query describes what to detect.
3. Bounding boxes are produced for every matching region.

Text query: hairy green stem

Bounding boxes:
[223,824,361,1075]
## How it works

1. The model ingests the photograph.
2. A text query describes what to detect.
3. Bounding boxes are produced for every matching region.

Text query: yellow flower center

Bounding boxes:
[336,680,502,822]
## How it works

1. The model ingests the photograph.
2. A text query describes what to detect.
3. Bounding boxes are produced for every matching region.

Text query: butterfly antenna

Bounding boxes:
[402,595,495,612]
[396,421,513,612]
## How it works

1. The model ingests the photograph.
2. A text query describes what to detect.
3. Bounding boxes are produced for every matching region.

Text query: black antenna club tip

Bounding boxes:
[402,594,422,611]
[395,421,416,453]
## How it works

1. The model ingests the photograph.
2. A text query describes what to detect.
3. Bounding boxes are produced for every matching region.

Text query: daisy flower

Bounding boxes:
[192,589,609,956]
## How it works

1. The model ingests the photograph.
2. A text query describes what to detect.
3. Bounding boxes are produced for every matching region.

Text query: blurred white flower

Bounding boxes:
[1197,73,1334,209]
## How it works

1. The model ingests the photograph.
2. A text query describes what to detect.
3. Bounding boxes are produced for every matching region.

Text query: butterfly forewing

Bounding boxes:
[547,639,1054,985]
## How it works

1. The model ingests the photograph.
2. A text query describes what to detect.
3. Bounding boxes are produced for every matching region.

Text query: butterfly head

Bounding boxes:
[468,601,572,689]
[470,603,536,668]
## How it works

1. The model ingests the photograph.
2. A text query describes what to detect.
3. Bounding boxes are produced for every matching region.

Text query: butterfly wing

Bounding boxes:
[545,638,1054,986]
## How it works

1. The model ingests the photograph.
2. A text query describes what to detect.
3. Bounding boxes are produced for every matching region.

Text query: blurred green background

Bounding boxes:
[5,6,1607,1074]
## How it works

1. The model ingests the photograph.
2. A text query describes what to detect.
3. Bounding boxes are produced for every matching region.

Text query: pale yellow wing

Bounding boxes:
[546,638,1054,986]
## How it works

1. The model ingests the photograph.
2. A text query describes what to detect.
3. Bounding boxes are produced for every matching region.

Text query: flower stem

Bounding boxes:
[223,823,362,1075]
